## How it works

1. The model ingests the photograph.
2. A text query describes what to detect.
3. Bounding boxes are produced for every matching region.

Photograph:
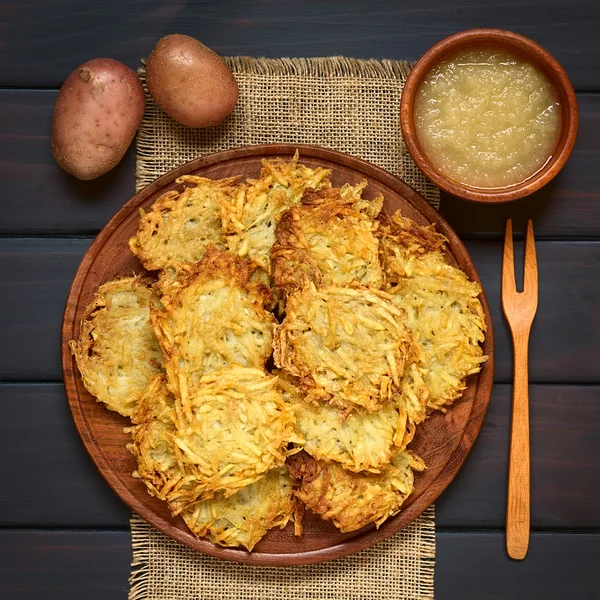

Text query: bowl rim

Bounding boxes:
[400,28,579,203]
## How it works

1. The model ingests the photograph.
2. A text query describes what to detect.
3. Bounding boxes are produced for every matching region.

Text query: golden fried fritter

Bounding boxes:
[274,283,413,411]
[152,248,275,405]
[380,212,487,411]
[272,186,383,295]
[127,375,195,502]
[182,467,300,551]
[171,365,297,503]
[129,175,239,283]
[343,180,384,220]
[277,370,403,473]
[70,276,163,418]
[128,378,299,550]
[288,450,425,532]
[393,362,429,450]
[220,152,331,275]
[379,212,448,282]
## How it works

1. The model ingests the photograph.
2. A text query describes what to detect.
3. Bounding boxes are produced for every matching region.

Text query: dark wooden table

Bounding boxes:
[1,1,599,598]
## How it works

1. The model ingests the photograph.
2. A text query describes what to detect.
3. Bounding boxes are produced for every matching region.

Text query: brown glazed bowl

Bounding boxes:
[400,29,578,203]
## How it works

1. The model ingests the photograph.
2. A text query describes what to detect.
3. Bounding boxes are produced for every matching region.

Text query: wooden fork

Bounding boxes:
[503,218,538,560]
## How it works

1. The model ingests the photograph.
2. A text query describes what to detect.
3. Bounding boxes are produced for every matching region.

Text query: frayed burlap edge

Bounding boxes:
[222,56,413,79]
[139,56,413,83]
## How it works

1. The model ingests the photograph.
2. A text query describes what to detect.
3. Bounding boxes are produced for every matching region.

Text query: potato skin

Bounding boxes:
[146,34,238,128]
[52,58,145,180]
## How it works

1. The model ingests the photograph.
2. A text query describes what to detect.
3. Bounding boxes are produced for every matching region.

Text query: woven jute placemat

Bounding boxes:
[131,56,437,600]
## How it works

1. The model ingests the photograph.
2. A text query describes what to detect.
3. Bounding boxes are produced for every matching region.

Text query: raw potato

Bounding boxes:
[146,34,238,128]
[52,58,145,180]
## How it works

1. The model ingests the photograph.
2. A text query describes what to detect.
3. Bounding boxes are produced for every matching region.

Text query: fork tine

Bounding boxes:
[502,218,516,295]
[523,219,538,298]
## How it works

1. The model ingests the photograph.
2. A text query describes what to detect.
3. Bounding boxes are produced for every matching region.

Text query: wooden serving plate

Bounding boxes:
[62,144,494,566]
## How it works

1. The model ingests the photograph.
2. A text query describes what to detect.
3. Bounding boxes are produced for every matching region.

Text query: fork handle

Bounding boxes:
[506,328,531,560]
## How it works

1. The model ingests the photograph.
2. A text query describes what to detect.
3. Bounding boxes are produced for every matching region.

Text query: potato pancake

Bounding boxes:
[171,365,297,502]
[274,283,413,411]
[394,362,430,450]
[127,375,195,503]
[272,186,383,295]
[380,212,487,411]
[379,212,448,280]
[128,378,299,550]
[277,370,404,473]
[220,153,331,275]
[182,467,300,551]
[70,276,163,417]
[152,248,275,405]
[129,175,239,284]
[288,450,425,532]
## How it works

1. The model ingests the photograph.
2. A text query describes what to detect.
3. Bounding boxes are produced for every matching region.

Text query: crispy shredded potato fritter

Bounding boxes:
[274,283,414,412]
[127,375,193,502]
[379,212,487,411]
[182,467,300,551]
[128,377,300,550]
[128,367,298,512]
[278,370,405,473]
[272,185,383,295]
[379,212,448,280]
[129,176,239,284]
[152,248,275,405]
[69,276,163,417]
[288,450,425,532]
[220,152,331,274]
[171,365,298,503]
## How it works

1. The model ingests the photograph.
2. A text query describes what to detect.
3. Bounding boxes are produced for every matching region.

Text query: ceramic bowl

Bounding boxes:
[400,29,578,203]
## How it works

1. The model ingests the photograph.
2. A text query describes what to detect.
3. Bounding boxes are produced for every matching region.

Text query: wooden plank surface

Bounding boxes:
[0,0,598,594]
[435,384,600,529]
[0,384,129,527]
[1,382,598,530]
[1,90,599,237]
[2,237,599,383]
[0,238,91,382]
[0,91,136,234]
[0,531,131,600]
[0,1,599,91]
[1,529,597,599]
[435,531,600,600]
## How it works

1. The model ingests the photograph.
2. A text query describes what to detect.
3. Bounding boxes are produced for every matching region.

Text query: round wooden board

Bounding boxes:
[62,144,494,566]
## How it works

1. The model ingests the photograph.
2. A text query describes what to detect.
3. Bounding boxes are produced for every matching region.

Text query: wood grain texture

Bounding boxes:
[3,237,599,383]
[1,91,599,237]
[2,383,599,530]
[61,145,494,564]
[435,531,600,600]
[0,0,595,593]
[0,1,599,90]
[503,219,538,559]
[1,530,598,600]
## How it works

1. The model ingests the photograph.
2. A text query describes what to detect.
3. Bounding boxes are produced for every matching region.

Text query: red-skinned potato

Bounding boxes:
[146,34,238,128]
[52,59,145,180]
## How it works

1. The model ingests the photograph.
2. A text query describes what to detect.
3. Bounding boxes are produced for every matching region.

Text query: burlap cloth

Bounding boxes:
[131,56,438,600]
